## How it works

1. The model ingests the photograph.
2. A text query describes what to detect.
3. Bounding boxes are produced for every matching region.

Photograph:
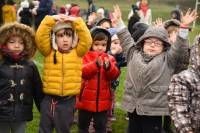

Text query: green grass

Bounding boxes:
[24,0,200,132]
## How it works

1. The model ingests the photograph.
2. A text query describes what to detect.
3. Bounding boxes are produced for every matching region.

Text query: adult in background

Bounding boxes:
[138,0,152,25]
[87,0,96,19]
[33,0,53,30]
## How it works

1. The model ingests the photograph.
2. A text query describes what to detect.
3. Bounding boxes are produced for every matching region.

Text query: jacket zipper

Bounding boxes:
[96,70,100,112]
[79,82,85,101]
[61,54,64,96]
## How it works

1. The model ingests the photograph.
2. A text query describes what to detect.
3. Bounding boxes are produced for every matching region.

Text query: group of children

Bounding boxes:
[0,1,199,133]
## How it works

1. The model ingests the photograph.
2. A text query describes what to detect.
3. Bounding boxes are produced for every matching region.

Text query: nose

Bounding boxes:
[63,35,68,41]
[97,45,103,51]
[14,42,21,47]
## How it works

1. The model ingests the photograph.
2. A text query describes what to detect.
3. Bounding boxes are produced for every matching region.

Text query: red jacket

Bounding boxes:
[76,51,120,112]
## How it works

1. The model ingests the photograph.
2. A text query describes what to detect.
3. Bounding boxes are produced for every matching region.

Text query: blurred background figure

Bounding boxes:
[0,0,5,25]
[69,4,80,17]
[138,0,152,25]
[2,0,16,24]
[96,7,105,20]
[33,0,53,30]
[170,9,181,21]
[17,0,32,26]
[87,0,96,19]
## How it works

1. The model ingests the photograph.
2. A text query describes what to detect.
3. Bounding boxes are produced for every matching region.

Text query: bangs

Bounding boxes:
[93,32,108,42]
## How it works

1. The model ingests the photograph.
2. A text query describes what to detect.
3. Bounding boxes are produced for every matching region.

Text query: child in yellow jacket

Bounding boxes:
[35,14,92,133]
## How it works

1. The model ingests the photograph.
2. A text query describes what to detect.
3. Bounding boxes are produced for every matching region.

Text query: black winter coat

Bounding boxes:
[0,58,43,122]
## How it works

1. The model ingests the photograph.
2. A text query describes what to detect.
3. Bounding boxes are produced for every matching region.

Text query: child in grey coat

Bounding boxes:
[112,5,198,133]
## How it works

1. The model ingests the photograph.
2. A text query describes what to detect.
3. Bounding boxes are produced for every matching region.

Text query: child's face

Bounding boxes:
[111,39,122,54]
[6,35,24,54]
[143,37,164,56]
[100,21,111,29]
[55,28,73,51]
[92,40,107,53]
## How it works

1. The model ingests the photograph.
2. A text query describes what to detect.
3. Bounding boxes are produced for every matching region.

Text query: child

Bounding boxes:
[0,22,43,133]
[35,14,92,133]
[168,35,200,133]
[106,28,126,133]
[2,0,16,24]
[76,27,120,133]
[112,5,197,133]
[96,18,112,29]
[163,19,190,133]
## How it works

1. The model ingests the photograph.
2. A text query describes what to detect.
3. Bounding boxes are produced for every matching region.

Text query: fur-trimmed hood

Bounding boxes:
[0,22,36,59]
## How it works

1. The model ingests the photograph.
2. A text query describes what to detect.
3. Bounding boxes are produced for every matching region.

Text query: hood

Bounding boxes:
[90,26,111,52]
[131,22,149,42]
[135,26,171,48]
[190,35,200,74]
[0,22,36,59]
[51,21,78,50]
[164,19,180,29]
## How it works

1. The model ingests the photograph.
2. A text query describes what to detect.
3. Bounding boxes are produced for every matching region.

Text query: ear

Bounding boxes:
[72,31,79,48]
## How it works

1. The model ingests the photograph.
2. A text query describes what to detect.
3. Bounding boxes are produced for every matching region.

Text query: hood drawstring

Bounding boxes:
[53,50,57,64]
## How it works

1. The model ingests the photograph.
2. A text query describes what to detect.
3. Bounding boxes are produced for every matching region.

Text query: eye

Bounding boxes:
[102,43,107,47]
[8,40,15,43]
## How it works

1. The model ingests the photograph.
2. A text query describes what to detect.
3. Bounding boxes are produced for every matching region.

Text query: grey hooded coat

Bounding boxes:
[117,26,188,116]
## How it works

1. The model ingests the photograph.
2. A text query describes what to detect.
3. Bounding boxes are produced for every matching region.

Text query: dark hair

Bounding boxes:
[93,32,108,42]
[90,27,111,52]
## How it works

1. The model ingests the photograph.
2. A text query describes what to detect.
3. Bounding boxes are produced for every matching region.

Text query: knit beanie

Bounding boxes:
[108,28,119,41]
[164,19,180,29]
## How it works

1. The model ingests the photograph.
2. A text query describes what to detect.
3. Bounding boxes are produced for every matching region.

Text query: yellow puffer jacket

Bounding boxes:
[36,16,92,96]
[2,5,16,23]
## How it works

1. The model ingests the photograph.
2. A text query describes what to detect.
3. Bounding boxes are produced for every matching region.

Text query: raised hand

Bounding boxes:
[153,18,164,27]
[52,14,66,22]
[111,4,122,26]
[181,8,198,26]
[63,16,78,22]
[87,12,97,25]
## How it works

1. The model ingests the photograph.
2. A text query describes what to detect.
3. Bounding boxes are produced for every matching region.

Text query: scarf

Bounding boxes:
[141,51,155,63]
[0,45,27,62]
[140,3,148,17]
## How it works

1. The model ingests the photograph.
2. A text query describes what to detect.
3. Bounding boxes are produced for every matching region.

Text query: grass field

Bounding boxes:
[24,0,200,132]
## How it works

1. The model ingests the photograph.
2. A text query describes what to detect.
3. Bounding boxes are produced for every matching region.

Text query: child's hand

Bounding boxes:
[87,12,97,25]
[104,58,111,71]
[52,14,66,22]
[181,8,198,27]
[153,18,164,28]
[96,57,102,68]
[64,16,78,22]
[112,4,122,27]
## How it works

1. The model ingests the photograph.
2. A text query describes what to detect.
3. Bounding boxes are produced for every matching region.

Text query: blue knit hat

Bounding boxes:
[108,28,117,37]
